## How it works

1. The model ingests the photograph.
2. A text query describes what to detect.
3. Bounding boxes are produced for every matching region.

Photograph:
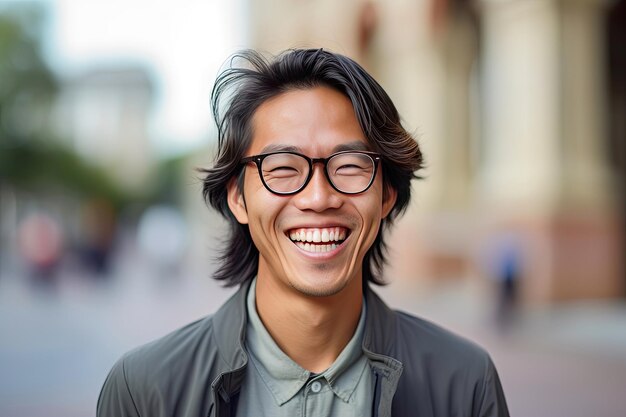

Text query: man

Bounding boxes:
[98,48,509,417]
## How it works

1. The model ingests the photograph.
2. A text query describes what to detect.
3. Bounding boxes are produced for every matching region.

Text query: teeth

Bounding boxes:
[296,242,339,253]
[288,227,348,243]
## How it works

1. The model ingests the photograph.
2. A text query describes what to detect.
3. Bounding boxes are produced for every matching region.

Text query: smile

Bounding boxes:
[288,227,348,253]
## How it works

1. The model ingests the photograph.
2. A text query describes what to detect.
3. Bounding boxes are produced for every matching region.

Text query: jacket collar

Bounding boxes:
[362,286,398,356]
[210,280,252,398]
[211,280,402,394]
[212,282,399,356]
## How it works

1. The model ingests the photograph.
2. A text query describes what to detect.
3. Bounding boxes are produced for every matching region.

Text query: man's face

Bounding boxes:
[227,86,396,298]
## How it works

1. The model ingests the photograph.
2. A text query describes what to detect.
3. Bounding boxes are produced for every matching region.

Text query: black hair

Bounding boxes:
[200,48,423,286]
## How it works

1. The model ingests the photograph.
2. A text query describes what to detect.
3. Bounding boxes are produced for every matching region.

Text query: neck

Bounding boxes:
[254,270,363,373]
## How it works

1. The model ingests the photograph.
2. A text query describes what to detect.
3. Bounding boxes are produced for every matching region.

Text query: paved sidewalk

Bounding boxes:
[378,279,626,417]
[1,258,625,417]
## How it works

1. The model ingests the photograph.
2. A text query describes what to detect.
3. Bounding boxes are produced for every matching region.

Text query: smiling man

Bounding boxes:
[97,49,509,417]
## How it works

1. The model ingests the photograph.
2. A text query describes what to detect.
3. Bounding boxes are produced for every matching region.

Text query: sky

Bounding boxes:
[23,0,248,156]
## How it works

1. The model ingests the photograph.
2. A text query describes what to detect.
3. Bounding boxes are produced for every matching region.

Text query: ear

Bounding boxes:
[227,177,249,224]
[381,184,397,219]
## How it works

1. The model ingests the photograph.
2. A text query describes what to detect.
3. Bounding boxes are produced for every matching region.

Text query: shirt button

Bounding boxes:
[310,381,322,393]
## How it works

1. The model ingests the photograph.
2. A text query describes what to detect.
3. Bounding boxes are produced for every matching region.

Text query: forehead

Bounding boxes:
[248,86,369,156]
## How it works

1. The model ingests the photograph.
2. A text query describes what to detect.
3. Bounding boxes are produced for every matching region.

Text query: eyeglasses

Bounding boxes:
[240,150,381,195]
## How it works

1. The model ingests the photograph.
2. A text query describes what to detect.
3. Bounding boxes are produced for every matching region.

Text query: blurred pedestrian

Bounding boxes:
[137,204,188,280]
[80,198,117,276]
[17,212,64,286]
[491,232,522,333]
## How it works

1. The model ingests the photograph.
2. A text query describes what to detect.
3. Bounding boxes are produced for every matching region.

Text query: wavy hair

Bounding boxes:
[200,48,423,287]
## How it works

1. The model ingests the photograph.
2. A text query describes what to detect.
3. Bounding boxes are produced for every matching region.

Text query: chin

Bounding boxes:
[287,268,356,298]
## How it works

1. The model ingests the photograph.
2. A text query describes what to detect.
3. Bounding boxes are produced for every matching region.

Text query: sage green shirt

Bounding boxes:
[235,279,373,416]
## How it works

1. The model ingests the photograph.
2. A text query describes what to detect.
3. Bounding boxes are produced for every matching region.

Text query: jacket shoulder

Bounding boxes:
[125,314,221,379]
[393,310,490,365]
[390,310,509,416]
[97,315,222,417]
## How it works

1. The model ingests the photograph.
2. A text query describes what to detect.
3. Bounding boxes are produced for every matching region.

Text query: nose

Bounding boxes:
[292,165,343,212]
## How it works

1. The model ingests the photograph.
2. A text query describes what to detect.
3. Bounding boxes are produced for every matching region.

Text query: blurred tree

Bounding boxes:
[0,5,56,141]
[152,153,188,205]
[0,4,131,208]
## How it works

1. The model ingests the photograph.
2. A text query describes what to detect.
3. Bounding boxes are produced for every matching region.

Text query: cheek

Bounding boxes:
[244,188,287,244]
[354,192,385,246]
[362,206,383,242]
[363,181,386,222]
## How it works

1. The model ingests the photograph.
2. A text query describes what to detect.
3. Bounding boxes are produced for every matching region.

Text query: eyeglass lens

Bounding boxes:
[261,152,375,194]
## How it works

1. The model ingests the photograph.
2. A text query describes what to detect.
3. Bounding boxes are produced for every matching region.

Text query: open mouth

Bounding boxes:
[287,227,349,253]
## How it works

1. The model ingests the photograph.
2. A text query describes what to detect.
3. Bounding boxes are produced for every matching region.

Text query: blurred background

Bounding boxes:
[0,0,624,416]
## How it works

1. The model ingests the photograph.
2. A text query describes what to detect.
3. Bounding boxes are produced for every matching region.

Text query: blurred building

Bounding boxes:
[244,0,625,303]
[54,66,157,192]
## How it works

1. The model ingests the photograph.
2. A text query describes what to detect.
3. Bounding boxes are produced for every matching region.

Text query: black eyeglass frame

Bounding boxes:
[240,150,382,196]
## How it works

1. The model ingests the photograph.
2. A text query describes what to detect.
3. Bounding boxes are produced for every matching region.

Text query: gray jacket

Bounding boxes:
[97,281,509,417]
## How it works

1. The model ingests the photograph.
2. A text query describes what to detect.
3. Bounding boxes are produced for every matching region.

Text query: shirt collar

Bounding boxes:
[320,299,368,403]
[245,278,367,405]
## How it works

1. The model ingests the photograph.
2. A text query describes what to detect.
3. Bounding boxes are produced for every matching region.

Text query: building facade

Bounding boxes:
[244,0,624,303]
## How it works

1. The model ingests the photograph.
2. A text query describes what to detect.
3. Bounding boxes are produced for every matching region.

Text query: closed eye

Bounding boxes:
[264,166,301,178]
[335,164,370,175]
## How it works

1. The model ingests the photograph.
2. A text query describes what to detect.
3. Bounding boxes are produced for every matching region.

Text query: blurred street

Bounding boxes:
[1,1,625,416]
[1,238,625,417]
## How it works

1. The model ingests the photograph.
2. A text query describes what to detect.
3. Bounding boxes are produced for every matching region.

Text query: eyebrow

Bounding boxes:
[259,144,301,153]
[332,141,370,152]
[259,141,370,154]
